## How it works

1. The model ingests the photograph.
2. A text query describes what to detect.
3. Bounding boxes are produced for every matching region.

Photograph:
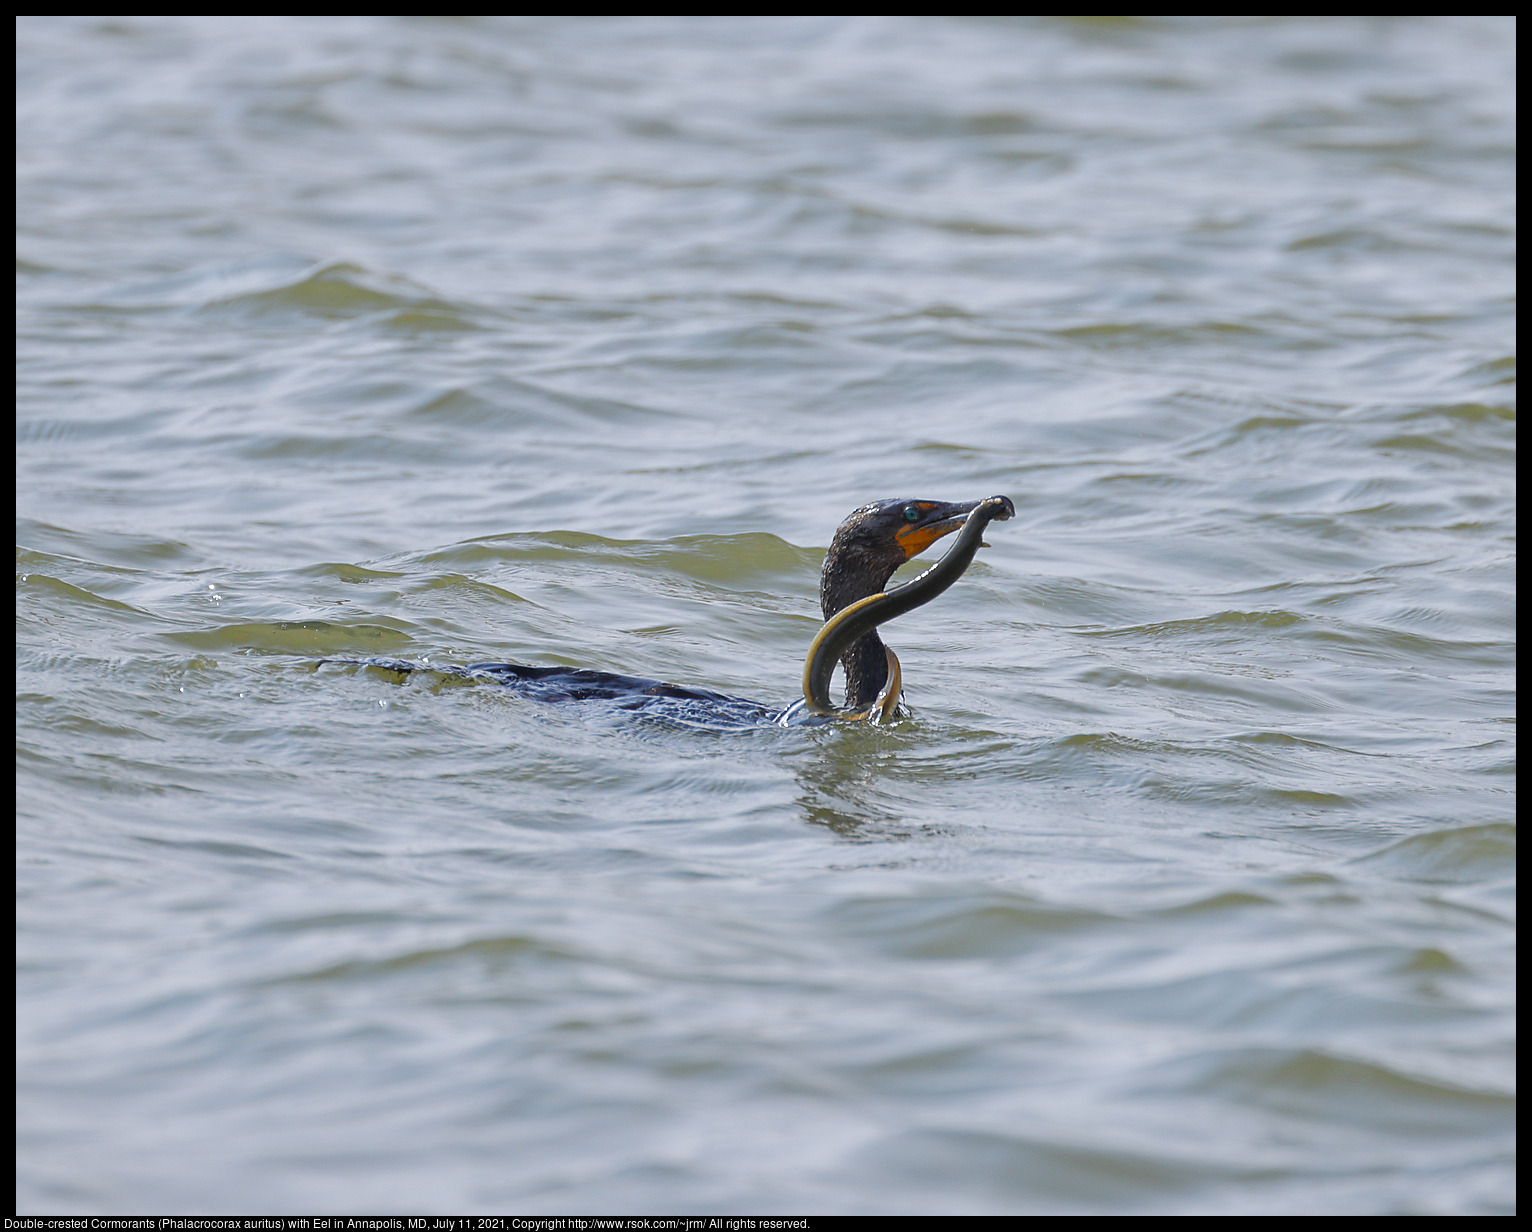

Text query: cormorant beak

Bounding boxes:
[893,496,1013,560]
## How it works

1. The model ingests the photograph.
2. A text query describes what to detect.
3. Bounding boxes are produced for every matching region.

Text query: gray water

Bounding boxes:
[16,16,1514,1216]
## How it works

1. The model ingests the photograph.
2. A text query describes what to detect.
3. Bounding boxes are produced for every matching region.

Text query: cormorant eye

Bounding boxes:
[902,505,922,523]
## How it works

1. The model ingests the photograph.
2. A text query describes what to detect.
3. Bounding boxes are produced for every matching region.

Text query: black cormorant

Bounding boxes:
[323,495,1014,727]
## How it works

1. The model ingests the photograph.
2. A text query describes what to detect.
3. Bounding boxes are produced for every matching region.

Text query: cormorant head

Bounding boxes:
[820,496,1012,617]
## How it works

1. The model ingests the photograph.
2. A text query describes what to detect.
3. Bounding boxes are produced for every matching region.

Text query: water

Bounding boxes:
[16,16,1514,1215]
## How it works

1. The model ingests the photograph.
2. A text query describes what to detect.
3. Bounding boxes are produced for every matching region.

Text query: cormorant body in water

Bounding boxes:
[322,495,1013,727]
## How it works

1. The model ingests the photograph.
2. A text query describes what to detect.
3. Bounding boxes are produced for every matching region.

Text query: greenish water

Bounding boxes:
[17,16,1514,1215]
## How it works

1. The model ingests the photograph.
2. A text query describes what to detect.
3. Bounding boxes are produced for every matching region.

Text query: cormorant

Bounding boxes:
[322,495,1014,727]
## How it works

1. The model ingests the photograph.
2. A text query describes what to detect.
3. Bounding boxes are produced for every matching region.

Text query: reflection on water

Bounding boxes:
[17,16,1513,1215]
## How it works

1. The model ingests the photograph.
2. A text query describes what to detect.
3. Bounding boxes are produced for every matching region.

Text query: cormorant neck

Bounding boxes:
[820,547,903,619]
[838,629,890,710]
[820,544,902,711]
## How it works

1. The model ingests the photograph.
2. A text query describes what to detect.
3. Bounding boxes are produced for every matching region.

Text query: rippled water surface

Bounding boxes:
[16,16,1514,1215]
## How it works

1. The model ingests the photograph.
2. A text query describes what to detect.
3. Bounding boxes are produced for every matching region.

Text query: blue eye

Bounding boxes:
[903,505,922,523]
